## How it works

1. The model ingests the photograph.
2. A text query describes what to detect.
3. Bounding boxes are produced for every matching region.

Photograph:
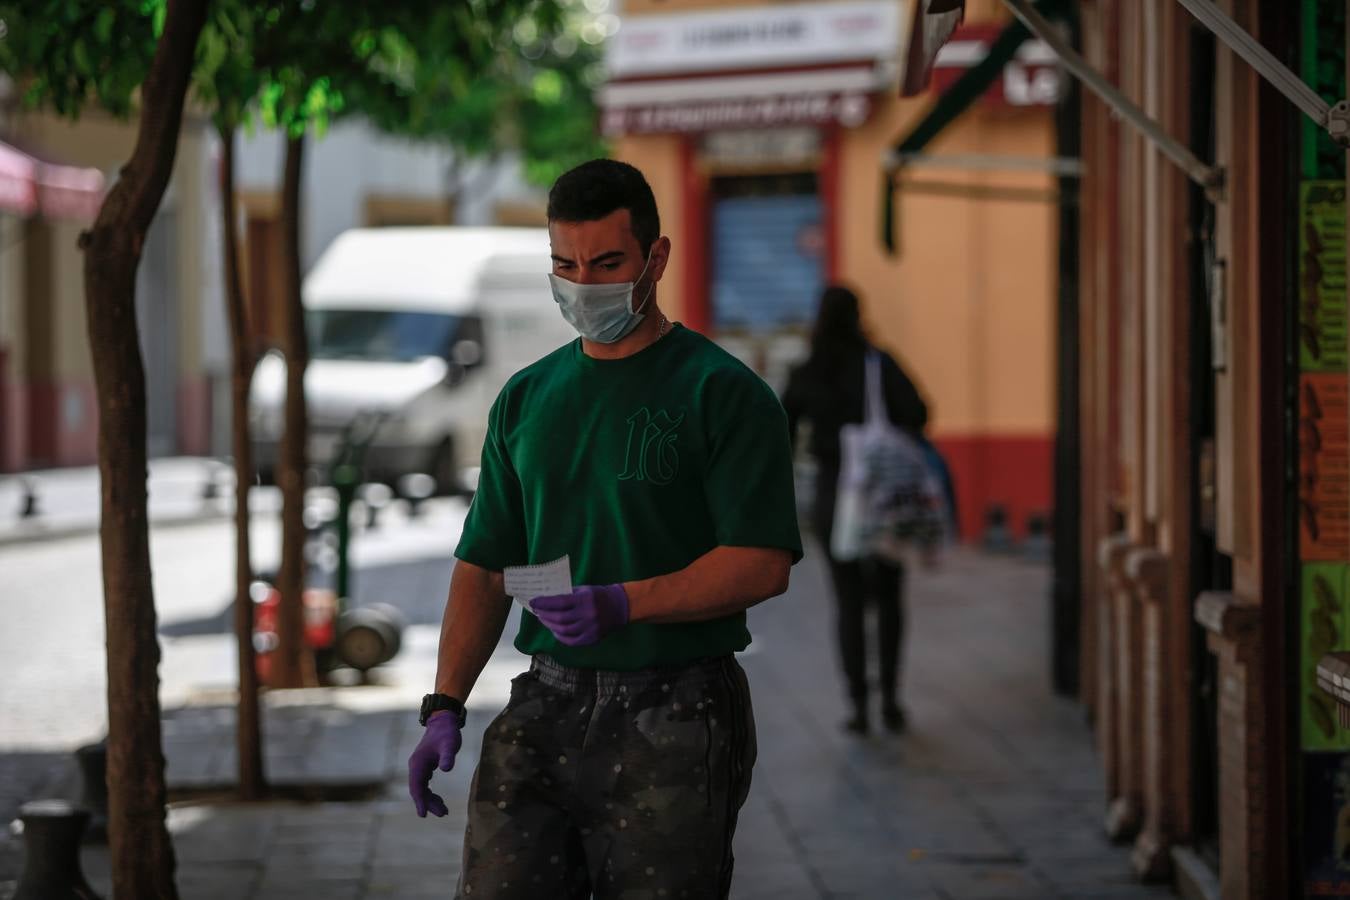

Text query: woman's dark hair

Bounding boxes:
[547,159,660,255]
[807,284,867,371]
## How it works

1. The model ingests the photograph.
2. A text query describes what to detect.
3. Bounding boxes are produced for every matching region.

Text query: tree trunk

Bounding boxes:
[78,1,207,897]
[273,133,315,688]
[219,123,267,799]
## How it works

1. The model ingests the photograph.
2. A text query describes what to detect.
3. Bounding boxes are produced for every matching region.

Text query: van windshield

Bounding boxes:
[307,309,460,363]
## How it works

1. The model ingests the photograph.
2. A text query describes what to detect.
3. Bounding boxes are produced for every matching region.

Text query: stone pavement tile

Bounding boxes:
[371,824,464,866]
[1062,887,1175,899]
[271,800,379,826]
[1018,831,1129,865]
[918,860,1054,899]
[165,736,233,788]
[254,881,362,900]
[262,754,318,784]
[366,880,461,898]
[269,839,371,864]
[261,860,367,884]
[829,889,944,900]
[367,864,461,897]
[170,806,282,863]
[730,873,827,900]
[272,819,374,846]
[1034,854,1145,888]
[808,861,937,898]
[176,864,260,900]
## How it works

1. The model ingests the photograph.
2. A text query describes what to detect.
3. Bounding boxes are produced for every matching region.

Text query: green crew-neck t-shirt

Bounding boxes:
[454,323,803,670]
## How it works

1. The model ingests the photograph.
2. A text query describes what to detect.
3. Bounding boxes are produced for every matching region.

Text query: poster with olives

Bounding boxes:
[1305,563,1350,750]
[1299,182,1347,373]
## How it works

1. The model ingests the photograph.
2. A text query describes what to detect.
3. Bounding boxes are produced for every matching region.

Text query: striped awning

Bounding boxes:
[0,139,105,222]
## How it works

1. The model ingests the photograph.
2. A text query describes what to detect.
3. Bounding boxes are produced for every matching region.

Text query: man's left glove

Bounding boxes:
[407,713,462,818]
[530,584,630,647]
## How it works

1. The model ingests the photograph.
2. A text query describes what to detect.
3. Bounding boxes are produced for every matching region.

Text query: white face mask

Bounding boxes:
[548,251,655,344]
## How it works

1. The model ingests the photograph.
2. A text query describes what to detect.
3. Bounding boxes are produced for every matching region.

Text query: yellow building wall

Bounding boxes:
[841,97,1057,436]
[48,219,91,381]
[174,128,208,380]
[609,0,1051,440]
[0,217,26,374]
[612,101,1058,440]
[1,215,27,470]
[14,112,212,384]
[614,133,688,323]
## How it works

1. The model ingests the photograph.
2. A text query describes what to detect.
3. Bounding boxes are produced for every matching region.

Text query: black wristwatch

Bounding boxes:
[420,693,467,728]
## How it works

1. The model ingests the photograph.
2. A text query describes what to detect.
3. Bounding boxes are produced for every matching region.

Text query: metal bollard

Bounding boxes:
[200,461,222,501]
[13,800,103,900]
[398,473,436,519]
[73,742,108,843]
[19,476,39,519]
[358,482,393,530]
[982,504,1013,553]
[1022,512,1052,562]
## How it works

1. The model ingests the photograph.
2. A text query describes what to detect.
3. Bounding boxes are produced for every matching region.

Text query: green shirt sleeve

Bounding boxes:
[454,390,527,571]
[701,368,804,563]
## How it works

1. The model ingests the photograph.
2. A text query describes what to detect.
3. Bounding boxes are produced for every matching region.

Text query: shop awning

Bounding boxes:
[0,142,39,216]
[601,64,893,136]
[0,139,106,222]
[600,0,969,137]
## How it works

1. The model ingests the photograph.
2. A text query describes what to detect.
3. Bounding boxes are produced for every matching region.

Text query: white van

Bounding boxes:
[249,226,574,493]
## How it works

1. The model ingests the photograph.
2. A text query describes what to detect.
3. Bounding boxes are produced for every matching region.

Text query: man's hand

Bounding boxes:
[408,712,463,818]
[530,584,630,646]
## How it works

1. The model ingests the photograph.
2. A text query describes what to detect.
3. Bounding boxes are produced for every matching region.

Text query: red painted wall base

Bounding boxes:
[933,433,1054,543]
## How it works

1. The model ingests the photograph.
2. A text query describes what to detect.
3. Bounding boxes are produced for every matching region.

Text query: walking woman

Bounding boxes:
[782,285,928,734]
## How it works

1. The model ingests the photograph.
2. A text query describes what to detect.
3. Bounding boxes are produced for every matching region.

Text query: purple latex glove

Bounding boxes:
[530,584,630,647]
[408,712,462,818]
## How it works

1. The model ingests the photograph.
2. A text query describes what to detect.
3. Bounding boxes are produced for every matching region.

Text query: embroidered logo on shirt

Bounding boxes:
[618,407,684,485]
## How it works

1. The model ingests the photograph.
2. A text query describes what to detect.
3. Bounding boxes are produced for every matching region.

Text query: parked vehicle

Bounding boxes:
[250,226,573,494]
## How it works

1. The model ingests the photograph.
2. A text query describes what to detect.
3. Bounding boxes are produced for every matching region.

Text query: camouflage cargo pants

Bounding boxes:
[455,654,757,900]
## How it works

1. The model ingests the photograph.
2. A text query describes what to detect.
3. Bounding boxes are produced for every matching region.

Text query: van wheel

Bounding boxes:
[428,439,460,497]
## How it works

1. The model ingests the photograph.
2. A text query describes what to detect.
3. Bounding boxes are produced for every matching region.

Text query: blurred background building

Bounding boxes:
[5,3,1350,894]
[0,104,220,470]
[0,106,550,473]
[606,0,1060,543]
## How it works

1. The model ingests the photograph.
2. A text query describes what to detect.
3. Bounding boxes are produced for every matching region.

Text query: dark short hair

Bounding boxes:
[547,159,660,255]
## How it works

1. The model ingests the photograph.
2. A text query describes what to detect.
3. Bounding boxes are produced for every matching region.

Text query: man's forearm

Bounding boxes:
[625,546,791,624]
[434,560,512,702]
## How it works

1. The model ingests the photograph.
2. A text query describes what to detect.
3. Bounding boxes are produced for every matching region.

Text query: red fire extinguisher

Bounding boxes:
[251,580,337,686]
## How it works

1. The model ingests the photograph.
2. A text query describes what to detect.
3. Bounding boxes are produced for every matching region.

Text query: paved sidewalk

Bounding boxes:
[3,547,1173,899]
[0,458,237,546]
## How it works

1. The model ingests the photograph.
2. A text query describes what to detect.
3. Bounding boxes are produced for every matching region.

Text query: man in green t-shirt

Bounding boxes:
[407,159,802,899]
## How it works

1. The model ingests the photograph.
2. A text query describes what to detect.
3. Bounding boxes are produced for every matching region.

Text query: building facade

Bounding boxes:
[0,108,224,471]
[1072,1,1347,897]
[0,108,546,473]
[605,0,1062,540]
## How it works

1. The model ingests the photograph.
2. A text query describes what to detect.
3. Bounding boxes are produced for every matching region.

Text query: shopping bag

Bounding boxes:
[831,352,947,562]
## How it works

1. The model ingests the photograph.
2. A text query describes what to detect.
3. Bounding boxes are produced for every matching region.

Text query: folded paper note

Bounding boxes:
[504,555,572,612]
